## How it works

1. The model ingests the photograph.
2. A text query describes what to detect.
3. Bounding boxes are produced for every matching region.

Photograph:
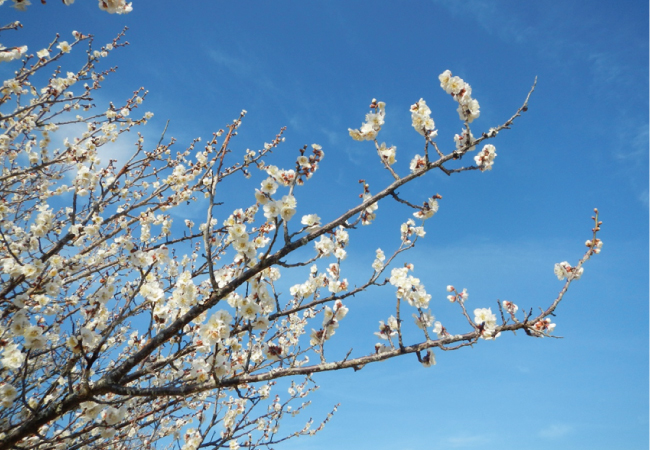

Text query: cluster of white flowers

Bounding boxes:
[290,265,327,300]
[310,300,348,346]
[66,327,100,354]
[473,307,500,339]
[474,144,497,171]
[453,128,476,152]
[413,309,438,331]
[410,98,437,138]
[1,342,25,370]
[374,315,398,341]
[348,99,385,141]
[377,142,396,165]
[0,382,18,408]
[265,164,295,187]
[326,263,348,293]
[371,248,385,271]
[10,310,47,350]
[301,213,321,230]
[439,70,480,123]
[413,197,439,220]
[295,144,325,184]
[389,264,431,309]
[554,261,584,280]
[312,227,348,260]
[98,0,133,14]
[531,318,557,336]
[502,300,518,315]
[182,429,202,450]
[400,218,425,244]
[262,194,296,222]
[409,154,427,173]
[0,43,27,63]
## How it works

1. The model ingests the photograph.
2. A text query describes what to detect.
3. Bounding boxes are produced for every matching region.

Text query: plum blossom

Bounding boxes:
[531,318,556,336]
[371,248,385,271]
[413,310,435,330]
[439,69,481,123]
[377,142,396,165]
[0,44,27,63]
[409,154,426,173]
[474,307,500,339]
[374,316,398,340]
[98,0,133,14]
[260,177,278,195]
[454,128,476,151]
[413,197,439,220]
[474,144,497,171]
[361,192,378,225]
[56,41,72,53]
[349,99,385,141]
[502,300,518,315]
[0,383,18,408]
[554,261,584,280]
[1,343,25,370]
[263,201,281,220]
[410,98,437,138]
[301,214,321,229]
[102,406,126,425]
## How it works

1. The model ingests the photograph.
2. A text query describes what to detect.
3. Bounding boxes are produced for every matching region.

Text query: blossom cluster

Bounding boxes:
[473,307,500,340]
[374,315,398,341]
[413,196,439,220]
[474,144,497,171]
[358,180,379,225]
[0,42,27,63]
[377,142,396,166]
[313,226,349,260]
[410,98,437,138]
[348,99,385,141]
[554,261,584,280]
[453,128,476,152]
[531,318,557,336]
[389,264,431,309]
[310,300,349,347]
[400,218,425,244]
[438,70,481,123]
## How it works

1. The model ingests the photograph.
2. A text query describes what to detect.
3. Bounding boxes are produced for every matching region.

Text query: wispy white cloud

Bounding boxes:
[430,0,634,92]
[320,127,343,148]
[206,47,278,93]
[430,0,534,44]
[538,423,573,439]
[614,122,649,165]
[587,52,624,85]
[638,189,649,208]
[445,432,492,448]
[207,48,253,76]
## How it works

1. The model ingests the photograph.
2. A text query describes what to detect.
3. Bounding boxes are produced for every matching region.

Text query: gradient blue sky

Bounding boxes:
[3,1,648,449]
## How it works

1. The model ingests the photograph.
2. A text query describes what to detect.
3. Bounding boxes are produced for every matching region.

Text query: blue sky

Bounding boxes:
[3,1,648,449]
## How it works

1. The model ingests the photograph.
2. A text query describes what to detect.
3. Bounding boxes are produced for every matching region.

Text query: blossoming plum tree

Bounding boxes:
[0,3,603,450]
